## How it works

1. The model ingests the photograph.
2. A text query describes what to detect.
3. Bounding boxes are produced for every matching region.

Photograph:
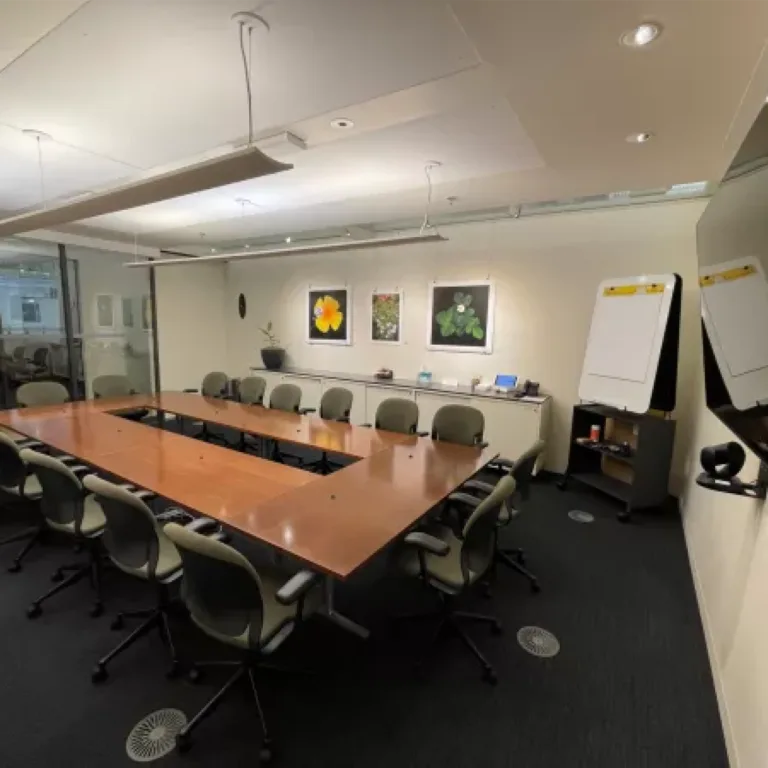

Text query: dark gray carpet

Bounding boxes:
[0,472,727,768]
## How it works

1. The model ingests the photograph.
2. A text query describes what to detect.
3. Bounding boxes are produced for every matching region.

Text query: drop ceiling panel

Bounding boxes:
[0,0,479,171]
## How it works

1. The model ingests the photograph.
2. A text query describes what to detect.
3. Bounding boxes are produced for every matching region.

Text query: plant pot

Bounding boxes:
[261,347,286,370]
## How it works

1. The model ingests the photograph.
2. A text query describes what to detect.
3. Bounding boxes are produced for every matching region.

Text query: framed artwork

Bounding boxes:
[122,297,134,328]
[427,280,495,353]
[307,286,351,345]
[95,294,115,330]
[370,290,403,344]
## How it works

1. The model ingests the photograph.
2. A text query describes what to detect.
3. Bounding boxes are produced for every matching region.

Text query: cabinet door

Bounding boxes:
[365,384,414,425]
[279,374,322,411]
[321,378,366,424]
[472,398,542,462]
[415,390,473,435]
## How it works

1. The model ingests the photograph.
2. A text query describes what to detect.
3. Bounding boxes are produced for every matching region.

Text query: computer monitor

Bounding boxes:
[494,374,518,389]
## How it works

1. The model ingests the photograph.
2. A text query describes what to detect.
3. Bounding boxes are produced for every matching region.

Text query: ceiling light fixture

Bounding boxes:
[21,129,52,142]
[124,232,447,269]
[0,14,291,238]
[330,117,354,129]
[626,132,654,144]
[620,22,662,48]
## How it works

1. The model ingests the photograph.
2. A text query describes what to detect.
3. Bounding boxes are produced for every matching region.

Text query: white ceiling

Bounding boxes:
[1,0,768,251]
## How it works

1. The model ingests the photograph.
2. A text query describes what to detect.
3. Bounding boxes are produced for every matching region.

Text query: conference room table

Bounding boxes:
[0,393,496,637]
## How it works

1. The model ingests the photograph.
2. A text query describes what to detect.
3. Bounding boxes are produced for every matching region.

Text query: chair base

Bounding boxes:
[92,592,180,683]
[497,547,540,593]
[1,524,44,573]
[27,541,104,619]
[300,452,343,475]
[176,659,275,761]
[395,595,501,684]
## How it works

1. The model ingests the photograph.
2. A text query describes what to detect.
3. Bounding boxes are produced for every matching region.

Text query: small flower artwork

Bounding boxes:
[307,287,351,345]
[428,281,494,353]
[371,291,402,343]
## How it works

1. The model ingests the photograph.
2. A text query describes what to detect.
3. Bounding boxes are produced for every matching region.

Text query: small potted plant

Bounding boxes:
[259,321,286,370]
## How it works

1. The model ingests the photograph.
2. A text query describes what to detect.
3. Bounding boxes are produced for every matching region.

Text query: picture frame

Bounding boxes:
[122,297,134,328]
[370,289,403,344]
[94,293,116,330]
[426,280,495,354]
[307,286,352,345]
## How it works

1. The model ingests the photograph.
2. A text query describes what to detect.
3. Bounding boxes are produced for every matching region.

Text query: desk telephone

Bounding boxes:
[512,380,540,399]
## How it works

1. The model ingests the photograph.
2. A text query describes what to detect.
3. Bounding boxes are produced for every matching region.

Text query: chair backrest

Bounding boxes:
[201,371,229,397]
[83,475,167,578]
[164,522,266,650]
[19,449,84,533]
[17,381,69,408]
[431,404,485,447]
[510,440,546,503]
[92,374,133,398]
[239,376,266,405]
[319,387,353,420]
[32,347,49,367]
[0,432,26,490]
[460,474,517,584]
[12,346,25,361]
[270,383,301,413]
[375,397,419,434]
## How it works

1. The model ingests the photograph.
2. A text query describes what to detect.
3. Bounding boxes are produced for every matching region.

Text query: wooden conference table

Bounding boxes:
[0,393,495,636]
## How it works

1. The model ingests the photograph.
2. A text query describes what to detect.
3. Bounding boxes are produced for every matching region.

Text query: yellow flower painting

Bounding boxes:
[308,287,351,344]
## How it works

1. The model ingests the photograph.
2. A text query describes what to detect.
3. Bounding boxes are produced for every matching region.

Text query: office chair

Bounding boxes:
[164,522,321,761]
[16,380,70,408]
[92,374,149,422]
[363,397,420,434]
[297,387,353,474]
[237,376,267,452]
[395,474,516,684]
[264,383,302,463]
[431,403,487,447]
[462,440,546,593]
[20,449,106,619]
[0,431,45,572]
[183,371,229,443]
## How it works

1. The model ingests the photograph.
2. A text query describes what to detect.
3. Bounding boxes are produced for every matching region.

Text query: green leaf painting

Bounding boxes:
[435,292,484,339]
[429,283,492,350]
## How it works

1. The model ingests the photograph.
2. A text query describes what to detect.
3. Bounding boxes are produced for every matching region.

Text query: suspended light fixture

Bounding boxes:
[0,12,290,238]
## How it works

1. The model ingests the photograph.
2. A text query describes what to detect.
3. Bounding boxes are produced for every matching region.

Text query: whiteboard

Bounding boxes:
[579,274,678,412]
[701,256,768,409]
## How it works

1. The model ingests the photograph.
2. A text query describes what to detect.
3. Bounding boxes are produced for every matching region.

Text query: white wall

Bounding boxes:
[155,262,228,391]
[224,200,706,478]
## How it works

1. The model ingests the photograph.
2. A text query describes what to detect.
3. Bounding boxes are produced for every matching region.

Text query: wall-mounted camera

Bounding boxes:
[696,442,766,499]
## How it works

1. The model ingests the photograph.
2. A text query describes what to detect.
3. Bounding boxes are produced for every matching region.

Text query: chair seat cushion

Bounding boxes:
[46,494,105,537]
[2,473,42,499]
[399,524,477,592]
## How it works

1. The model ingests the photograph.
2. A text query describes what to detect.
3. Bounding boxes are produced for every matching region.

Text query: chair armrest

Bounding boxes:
[209,531,229,543]
[335,415,350,423]
[475,440,489,450]
[404,531,449,556]
[462,479,495,496]
[182,388,198,393]
[416,431,429,437]
[361,423,372,428]
[299,407,316,415]
[16,439,43,449]
[276,570,321,605]
[184,516,219,534]
[68,464,91,476]
[448,492,482,509]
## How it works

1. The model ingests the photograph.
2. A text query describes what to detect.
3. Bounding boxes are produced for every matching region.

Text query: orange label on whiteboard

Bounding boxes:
[603,285,637,297]
[700,264,756,287]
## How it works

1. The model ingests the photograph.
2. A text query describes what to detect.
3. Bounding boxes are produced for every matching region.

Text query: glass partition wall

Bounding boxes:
[0,238,156,407]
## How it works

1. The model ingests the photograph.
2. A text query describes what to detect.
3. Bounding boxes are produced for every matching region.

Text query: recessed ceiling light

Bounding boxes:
[621,22,662,48]
[626,131,654,144]
[330,117,354,130]
[285,236,291,243]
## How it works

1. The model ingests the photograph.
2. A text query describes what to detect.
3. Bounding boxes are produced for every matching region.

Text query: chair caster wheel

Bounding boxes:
[176,732,191,754]
[530,580,541,594]
[187,667,203,683]
[556,479,567,491]
[91,664,108,684]
[51,569,64,583]
[617,510,631,523]
[7,562,21,574]
[482,667,498,685]
[26,602,41,619]
[491,621,503,636]
[514,552,527,566]
[90,602,104,618]
[166,661,181,680]
[110,615,124,631]
[259,745,273,763]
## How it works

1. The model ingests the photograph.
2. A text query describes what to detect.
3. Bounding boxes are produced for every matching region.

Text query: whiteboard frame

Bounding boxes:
[578,274,677,412]
[701,255,768,410]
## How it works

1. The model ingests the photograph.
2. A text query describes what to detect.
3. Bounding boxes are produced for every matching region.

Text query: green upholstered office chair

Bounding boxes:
[265,383,302,463]
[364,397,420,434]
[396,474,517,684]
[0,432,45,572]
[164,522,321,760]
[92,374,149,422]
[462,440,546,593]
[83,476,183,683]
[19,449,106,619]
[16,380,69,408]
[239,376,266,405]
[184,371,230,443]
[298,387,353,474]
[431,403,486,447]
